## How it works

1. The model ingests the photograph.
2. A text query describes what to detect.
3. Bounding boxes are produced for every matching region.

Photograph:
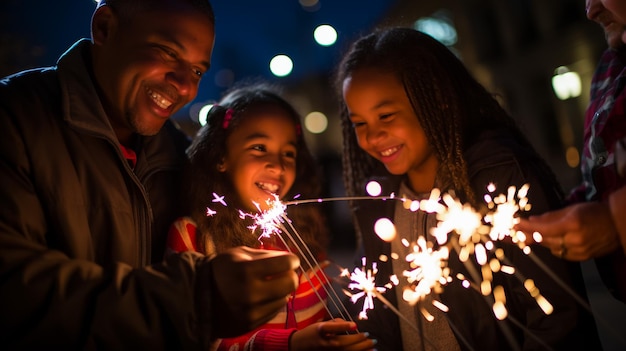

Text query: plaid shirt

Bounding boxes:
[569,48,626,302]
[570,48,626,203]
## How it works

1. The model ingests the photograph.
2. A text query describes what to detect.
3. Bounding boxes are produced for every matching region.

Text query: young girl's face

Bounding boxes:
[220,105,298,212]
[342,67,439,193]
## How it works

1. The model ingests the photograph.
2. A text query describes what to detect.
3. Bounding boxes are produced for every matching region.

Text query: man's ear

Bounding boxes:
[91,5,116,45]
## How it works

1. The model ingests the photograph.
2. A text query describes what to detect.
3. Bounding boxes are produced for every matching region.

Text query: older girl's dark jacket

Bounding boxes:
[347,129,603,350]
[0,39,214,349]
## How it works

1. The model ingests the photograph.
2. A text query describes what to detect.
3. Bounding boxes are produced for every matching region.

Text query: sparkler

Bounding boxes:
[339,257,431,341]
[232,182,546,323]
[238,194,357,324]
[333,181,569,351]
[341,258,387,320]
[205,181,609,350]
[402,236,451,307]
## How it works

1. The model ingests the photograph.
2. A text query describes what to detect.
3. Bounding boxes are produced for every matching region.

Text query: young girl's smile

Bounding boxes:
[342,67,439,193]
[219,105,298,211]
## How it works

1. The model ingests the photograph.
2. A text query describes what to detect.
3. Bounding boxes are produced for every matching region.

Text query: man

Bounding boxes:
[0,0,299,349]
[516,0,626,302]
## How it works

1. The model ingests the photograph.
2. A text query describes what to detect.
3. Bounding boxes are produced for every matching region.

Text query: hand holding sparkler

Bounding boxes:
[289,318,376,351]
[204,246,300,338]
[515,201,621,260]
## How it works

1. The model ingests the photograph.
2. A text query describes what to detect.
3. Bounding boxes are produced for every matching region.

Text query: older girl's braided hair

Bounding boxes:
[334,27,559,208]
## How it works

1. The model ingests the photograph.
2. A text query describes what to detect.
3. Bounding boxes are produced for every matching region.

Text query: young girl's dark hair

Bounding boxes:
[334,27,561,207]
[183,81,328,262]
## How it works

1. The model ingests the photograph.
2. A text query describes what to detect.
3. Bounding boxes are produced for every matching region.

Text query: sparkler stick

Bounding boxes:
[457,234,560,351]
[370,287,439,349]
[274,226,345,321]
[449,235,523,351]
[277,213,356,323]
[523,251,626,347]
[284,195,397,206]
[239,199,339,322]
[248,197,361,326]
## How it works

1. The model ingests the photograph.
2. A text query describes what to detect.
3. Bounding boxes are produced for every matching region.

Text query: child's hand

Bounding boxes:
[289,318,377,351]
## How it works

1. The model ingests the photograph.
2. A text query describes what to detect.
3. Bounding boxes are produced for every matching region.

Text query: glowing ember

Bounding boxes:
[484,184,531,244]
[211,192,227,206]
[236,195,287,239]
[431,193,484,246]
[342,258,387,320]
[374,217,396,242]
[402,237,451,306]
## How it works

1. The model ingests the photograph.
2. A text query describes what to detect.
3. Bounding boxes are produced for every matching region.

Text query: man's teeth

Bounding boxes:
[381,146,399,157]
[257,182,279,193]
[147,89,173,109]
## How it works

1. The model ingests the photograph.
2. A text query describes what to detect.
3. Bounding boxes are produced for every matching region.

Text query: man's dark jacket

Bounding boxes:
[0,39,213,350]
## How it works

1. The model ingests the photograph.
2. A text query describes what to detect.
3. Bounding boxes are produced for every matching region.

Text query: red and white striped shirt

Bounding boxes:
[166,216,331,351]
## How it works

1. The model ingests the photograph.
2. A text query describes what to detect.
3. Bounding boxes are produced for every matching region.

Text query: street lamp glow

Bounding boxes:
[551,66,581,100]
[314,24,337,46]
[269,54,293,77]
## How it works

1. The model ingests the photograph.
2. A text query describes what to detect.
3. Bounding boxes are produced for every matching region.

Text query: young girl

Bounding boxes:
[167,82,375,351]
[335,27,602,350]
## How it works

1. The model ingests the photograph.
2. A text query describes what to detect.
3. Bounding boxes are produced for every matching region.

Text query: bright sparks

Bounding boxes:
[342,258,388,320]
[210,181,554,327]
[402,237,451,305]
[243,195,287,238]
[342,182,553,323]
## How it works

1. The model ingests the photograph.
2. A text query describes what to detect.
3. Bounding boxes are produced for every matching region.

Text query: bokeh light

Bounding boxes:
[198,103,213,126]
[269,54,293,77]
[304,111,328,134]
[366,181,382,196]
[314,24,337,46]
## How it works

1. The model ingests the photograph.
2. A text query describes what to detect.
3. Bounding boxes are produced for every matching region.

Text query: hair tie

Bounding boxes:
[222,108,234,129]
[296,124,302,136]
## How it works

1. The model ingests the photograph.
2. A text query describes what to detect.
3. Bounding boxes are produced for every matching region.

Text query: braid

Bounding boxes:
[341,106,377,198]
[335,27,558,209]
[403,67,476,205]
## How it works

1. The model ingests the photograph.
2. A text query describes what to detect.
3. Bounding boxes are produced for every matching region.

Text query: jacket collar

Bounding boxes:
[57,39,119,143]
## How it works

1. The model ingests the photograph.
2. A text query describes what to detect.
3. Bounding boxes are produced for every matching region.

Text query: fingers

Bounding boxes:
[515,207,568,238]
[317,318,358,335]
[515,210,571,260]
[541,231,564,249]
[520,202,620,260]
[318,319,376,350]
[553,235,568,259]
[328,332,376,351]
[291,320,377,351]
